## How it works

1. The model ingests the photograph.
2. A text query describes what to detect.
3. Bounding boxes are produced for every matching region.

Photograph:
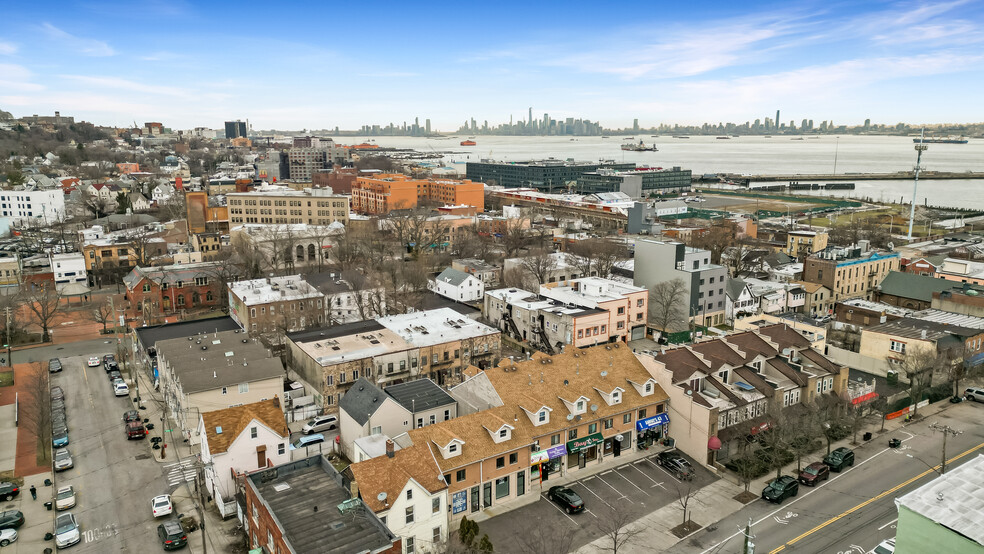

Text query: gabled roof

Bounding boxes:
[434,267,474,287]
[726,278,750,300]
[766,357,809,386]
[877,272,954,302]
[348,444,446,513]
[339,378,393,425]
[725,331,779,361]
[733,367,775,398]
[755,323,812,350]
[201,398,288,455]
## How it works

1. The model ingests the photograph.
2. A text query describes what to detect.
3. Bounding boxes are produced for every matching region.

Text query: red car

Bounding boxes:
[798,462,830,486]
[126,421,147,440]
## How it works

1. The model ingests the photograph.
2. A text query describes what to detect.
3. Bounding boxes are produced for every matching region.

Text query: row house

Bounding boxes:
[803,241,901,302]
[228,275,326,340]
[539,277,649,342]
[484,288,612,354]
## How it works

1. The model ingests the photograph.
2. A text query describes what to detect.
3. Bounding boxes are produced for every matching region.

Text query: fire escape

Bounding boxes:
[534,314,555,355]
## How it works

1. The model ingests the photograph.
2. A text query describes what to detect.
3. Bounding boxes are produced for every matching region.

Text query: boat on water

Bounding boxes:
[672,135,690,139]
[460,140,476,146]
[913,136,969,144]
[791,137,805,141]
[716,136,730,139]
[601,136,610,139]
[621,140,658,152]
[623,137,635,140]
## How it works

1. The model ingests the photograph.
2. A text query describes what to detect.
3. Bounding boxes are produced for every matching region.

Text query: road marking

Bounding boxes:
[541,492,579,524]
[595,473,629,498]
[628,462,666,489]
[611,467,648,493]
[877,518,898,531]
[768,441,984,554]
[584,508,598,518]
[575,480,614,509]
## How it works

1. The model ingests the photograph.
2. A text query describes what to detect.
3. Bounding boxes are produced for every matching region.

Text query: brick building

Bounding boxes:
[351,174,484,215]
[228,275,326,338]
[227,187,349,226]
[802,242,900,302]
[123,262,230,323]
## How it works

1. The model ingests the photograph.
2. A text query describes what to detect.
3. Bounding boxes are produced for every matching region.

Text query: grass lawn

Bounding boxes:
[0,371,12,387]
[0,470,23,486]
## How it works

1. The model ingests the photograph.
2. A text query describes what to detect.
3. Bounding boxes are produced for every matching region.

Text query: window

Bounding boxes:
[639,408,647,419]
[612,391,621,403]
[250,427,257,439]
[496,456,505,468]
[637,299,644,307]
[551,434,561,445]
[509,452,518,464]
[498,428,507,438]
[495,476,510,499]
[432,497,441,514]
[568,429,578,440]
[604,418,613,429]
[576,400,584,412]
[405,506,415,524]
[339,372,346,384]
[645,383,653,394]
[433,527,442,543]
[623,413,632,424]
[538,410,547,423]
[142,283,151,293]
[221,387,227,395]
[327,375,334,386]
[890,340,906,354]
[406,489,413,501]
[239,383,249,394]
[250,308,256,318]
[588,423,598,434]
[617,307,625,315]
[456,469,467,482]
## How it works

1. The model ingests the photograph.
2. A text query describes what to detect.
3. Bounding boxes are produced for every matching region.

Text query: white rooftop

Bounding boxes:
[896,454,984,546]
[840,298,913,317]
[378,307,499,347]
[228,275,322,306]
[539,276,646,308]
[485,288,593,316]
[911,309,984,330]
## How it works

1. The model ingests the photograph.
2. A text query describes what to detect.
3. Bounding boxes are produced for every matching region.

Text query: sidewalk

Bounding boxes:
[0,363,51,477]
[5,472,56,554]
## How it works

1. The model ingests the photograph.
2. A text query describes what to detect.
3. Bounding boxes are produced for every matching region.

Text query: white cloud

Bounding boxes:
[0,64,44,92]
[0,40,17,55]
[40,23,115,56]
[59,75,189,97]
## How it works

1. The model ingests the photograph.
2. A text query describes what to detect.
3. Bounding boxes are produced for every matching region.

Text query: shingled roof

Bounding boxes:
[202,397,288,455]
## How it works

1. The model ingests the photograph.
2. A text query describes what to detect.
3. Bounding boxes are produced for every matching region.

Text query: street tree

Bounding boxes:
[500,217,533,258]
[674,481,701,536]
[92,301,114,334]
[512,519,575,554]
[892,348,942,418]
[20,362,52,463]
[24,285,62,342]
[596,503,643,554]
[649,278,688,335]
[519,247,558,288]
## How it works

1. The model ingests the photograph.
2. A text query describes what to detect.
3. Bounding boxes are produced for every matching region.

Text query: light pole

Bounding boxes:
[908,131,928,241]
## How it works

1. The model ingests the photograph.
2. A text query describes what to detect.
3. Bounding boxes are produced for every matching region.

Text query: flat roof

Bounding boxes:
[157,329,283,393]
[228,275,322,306]
[134,316,241,350]
[249,456,396,554]
[896,454,984,546]
[385,379,455,412]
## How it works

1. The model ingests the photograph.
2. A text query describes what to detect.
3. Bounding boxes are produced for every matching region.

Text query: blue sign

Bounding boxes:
[452,490,467,515]
[636,413,670,432]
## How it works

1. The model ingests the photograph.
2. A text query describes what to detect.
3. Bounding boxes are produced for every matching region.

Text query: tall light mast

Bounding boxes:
[908,130,928,241]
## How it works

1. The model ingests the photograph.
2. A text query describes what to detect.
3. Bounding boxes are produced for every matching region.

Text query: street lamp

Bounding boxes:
[908,131,928,241]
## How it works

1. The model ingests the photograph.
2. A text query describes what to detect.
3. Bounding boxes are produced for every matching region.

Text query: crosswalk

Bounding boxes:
[164,458,197,488]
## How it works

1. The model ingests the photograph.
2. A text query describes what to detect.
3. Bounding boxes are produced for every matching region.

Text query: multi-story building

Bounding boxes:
[0,255,21,287]
[287,142,351,181]
[484,288,611,353]
[935,257,984,286]
[429,268,484,303]
[633,239,729,328]
[82,228,170,284]
[122,261,230,322]
[306,271,386,325]
[451,258,501,286]
[224,120,247,139]
[786,229,829,260]
[50,253,87,292]
[466,159,634,191]
[626,200,688,234]
[577,167,693,196]
[503,252,593,287]
[227,187,349,226]
[229,223,343,273]
[540,277,649,341]
[803,241,901,302]
[286,308,501,410]
[186,191,230,234]
[0,188,66,225]
[227,275,326,338]
[350,174,484,215]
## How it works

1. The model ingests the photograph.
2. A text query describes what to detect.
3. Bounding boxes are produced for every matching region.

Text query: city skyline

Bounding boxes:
[1,1,983,130]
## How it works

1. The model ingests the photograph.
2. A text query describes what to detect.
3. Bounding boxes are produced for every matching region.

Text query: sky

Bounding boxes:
[1,0,983,131]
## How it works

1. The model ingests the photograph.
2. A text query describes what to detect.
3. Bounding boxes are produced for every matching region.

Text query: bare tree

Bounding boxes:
[24,285,62,342]
[512,518,575,554]
[723,240,757,277]
[20,362,52,463]
[592,239,630,279]
[649,278,689,335]
[75,185,115,218]
[500,217,532,258]
[92,301,113,334]
[674,480,702,536]
[892,348,941,418]
[596,504,643,554]
[788,402,821,472]
[519,247,558,288]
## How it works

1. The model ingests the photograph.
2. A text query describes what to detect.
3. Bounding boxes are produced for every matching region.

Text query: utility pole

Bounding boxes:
[4,306,11,367]
[196,459,208,554]
[929,422,962,474]
[741,518,755,554]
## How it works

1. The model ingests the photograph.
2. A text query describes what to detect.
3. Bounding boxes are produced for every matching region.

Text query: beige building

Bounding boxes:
[227,275,326,339]
[227,186,349,226]
[157,328,285,437]
[786,229,828,259]
[0,255,21,287]
[803,242,901,302]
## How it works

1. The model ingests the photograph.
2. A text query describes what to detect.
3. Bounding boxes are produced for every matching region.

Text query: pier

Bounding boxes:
[714,170,984,182]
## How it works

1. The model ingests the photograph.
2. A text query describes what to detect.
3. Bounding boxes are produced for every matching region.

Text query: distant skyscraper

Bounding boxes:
[224,120,247,139]
[425,119,431,134]
[775,110,780,131]
[633,118,639,132]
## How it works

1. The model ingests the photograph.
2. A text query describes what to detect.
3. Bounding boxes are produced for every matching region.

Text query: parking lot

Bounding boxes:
[47,354,171,552]
[481,450,717,552]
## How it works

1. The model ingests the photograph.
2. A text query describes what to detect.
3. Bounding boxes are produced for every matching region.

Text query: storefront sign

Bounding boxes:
[636,413,670,432]
[566,432,604,454]
[452,490,467,515]
[530,444,568,465]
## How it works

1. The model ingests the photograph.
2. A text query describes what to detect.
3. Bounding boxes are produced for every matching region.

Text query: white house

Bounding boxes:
[50,253,87,291]
[429,267,484,303]
[197,398,290,518]
[725,278,760,323]
[348,442,448,554]
[152,183,176,204]
[338,378,412,461]
[128,192,151,212]
[0,188,66,225]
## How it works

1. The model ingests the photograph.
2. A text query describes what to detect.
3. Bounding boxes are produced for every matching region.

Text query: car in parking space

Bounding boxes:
[655,450,695,480]
[55,486,76,511]
[799,462,830,486]
[823,447,855,472]
[114,380,129,396]
[547,485,585,514]
[54,448,74,471]
[290,433,325,450]
[965,387,984,402]
[762,475,799,503]
[123,410,141,423]
[50,386,64,402]
[0,527,16,547]
[126,421,147,439]
[152,495,173,517]
[0,510,24,530]
[49,358,63,373]
[53,429,70,448]
[103,354,115,366]
[0,482,19,501]
[105,361,119,373]
[52,410,67,428]
[157,518,188,550]
[869,537,895,554]
[87,356,101,367]
[108,369,122,381]
[54,512,81,549]
[52,397,66,411]
[302,415,338,434]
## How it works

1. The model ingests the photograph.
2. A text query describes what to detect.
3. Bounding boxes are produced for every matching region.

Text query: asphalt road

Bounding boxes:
[480,450,716,553]
[11,338,129,365]
[51,353,168,552]
[671,401,984,554]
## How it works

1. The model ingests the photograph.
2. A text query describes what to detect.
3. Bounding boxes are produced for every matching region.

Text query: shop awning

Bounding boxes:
[530,444,567,464]
[636,413,670,432]
[566,432,604,454]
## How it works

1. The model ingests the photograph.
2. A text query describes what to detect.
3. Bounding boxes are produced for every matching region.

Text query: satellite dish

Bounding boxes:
[377,492,387,502]
[887,242,895,251]
[590,404,599,412]
[686,389,693,396]
[575,415,582,422]
[566,413,575,421]
[600,371,608,378]
[615,434,624,442]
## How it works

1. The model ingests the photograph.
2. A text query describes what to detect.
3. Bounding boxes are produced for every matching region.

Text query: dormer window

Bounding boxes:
[448,444,457,453]
[612,391,621,404]
[499,429,508,438]
[645,383,653,394]
[538,411,547,423]
[576,400,585,412]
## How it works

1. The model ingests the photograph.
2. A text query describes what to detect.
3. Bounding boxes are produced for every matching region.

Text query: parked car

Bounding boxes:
[0,527,16,547]
[823,447,855,472]
[54,512,81,549]
[547,485,585,514]
[302,415,339,434]
[52,411,68,429]
[49,358,63,373]
[113,380,129,397]
[105,361,119,373]
[762,475,799,503]
[87,356,101,367]
[655,450,695,480]
[798,462,830,486]
[50,386,64,402]
[107,370,122,382]
[54,448,74,471]
[152,495,173,517]
[126,421,147,440]
[0,510,24,530]
[51,398,66,412]
[103,354,115,366]
[290,433,325,450]
[157,518,188,551]
[870,537,895,554]
[965,387,984,402]
[52,429,69,448]
[123,410,141,423]
[0,482,19,501]
[55,486,76,511]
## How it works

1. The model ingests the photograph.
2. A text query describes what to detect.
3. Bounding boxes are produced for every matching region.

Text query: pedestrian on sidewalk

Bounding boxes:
[29,485,36,500]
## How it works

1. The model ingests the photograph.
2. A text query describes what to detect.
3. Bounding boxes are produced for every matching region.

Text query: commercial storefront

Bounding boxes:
[530,444,567,482]
[566,432,604,470]
[636,413,670,448]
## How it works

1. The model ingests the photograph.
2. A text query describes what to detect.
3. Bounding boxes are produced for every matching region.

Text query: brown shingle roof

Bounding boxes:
[690,340,746,369]
[798,348,839,375]
[348,444,446,513]
[201,397,287,455]
[756,324,813,350]
[733,367,775,398]
[725,331,779,360]
[767,358,808,387]
[652,347,709,381]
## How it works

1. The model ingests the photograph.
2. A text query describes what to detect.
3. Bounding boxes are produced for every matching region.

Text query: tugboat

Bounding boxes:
[621,140,658,151]
[460,140,476,146]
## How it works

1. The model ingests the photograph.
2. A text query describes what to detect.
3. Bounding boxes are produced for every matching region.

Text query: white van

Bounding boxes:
[965,387,984,402]
[302,415,338,434]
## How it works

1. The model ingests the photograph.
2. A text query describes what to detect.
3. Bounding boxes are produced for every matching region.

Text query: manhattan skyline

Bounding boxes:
[1,1,983,130]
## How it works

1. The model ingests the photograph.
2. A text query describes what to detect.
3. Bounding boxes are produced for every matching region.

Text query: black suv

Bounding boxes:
[49,358,63,373]
[762,475,799,503]
[823,447,855,472]
[0,482,19,501]
[655,450,695,480]
[158,519,188,550]
[547,486,584,514]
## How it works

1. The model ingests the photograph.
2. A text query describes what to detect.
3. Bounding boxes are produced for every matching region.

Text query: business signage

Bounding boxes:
[566,432,604,454]
[530,444,568,465]
[636,413,670,432]
[452,490,467,515]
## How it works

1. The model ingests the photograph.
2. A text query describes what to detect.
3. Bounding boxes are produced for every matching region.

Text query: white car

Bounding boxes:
[152,494,172,517]
[113,380,129,397]
[0,528,16,547]
[302,415,338,434]
[87,356,101,367]
[55,486,76,511]
[870,538,895,554]
[54,512,80,549]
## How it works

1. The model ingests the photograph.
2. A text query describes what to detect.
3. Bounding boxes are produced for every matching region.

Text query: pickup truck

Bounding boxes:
[126,421,147,440]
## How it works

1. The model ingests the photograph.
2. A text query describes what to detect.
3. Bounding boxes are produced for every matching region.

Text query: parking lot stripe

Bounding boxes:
[595,473,630,500]
[646,456,677,479]
[584,508,598,518]
[611,467,648,493]
[541,493,579,524]
[629,461,666,489]
[576,481,615,509]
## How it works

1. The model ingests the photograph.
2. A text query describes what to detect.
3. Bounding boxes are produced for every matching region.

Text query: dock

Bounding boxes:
[716,170,984,182]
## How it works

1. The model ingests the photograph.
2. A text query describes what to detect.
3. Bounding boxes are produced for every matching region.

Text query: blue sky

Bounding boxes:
[1,1,982,131]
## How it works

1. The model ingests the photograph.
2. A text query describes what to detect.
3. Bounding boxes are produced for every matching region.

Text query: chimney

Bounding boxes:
[385,439,395,458]
[350,480,359,499]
